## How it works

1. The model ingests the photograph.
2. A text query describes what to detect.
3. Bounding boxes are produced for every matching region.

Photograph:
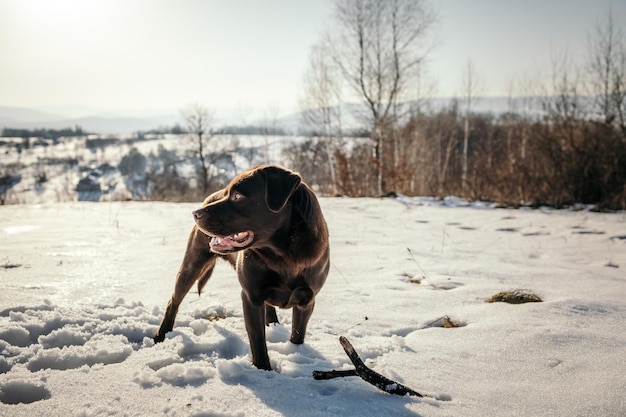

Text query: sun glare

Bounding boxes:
[11,0,113,29]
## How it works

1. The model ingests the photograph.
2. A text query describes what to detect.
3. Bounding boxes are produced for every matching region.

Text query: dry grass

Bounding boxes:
[423,315,465,329]
[399,272,422,284]
[1,257,22,269]
[203,306,229,322]
[441,315,463,328]
[487,289,543,304]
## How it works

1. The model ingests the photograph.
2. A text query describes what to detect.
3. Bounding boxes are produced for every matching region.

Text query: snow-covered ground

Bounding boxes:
[1,197,625,417]
[1,134,316,204]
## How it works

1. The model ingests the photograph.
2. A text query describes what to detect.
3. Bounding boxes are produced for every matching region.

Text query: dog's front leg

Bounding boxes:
[241,291,271,370]
[289,286,316,344]
[154,227,216,343]
[265,305,279,325]
[291,303,315,345]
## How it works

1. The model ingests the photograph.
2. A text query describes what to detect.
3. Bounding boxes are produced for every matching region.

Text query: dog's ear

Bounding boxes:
[262,166,302,213]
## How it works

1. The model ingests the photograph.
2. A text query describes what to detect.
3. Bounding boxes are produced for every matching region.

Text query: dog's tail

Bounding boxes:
[197,274,210,295]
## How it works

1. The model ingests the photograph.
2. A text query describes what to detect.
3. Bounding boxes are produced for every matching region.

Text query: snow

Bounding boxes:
[1,198,625,417]
[1,134,315,205]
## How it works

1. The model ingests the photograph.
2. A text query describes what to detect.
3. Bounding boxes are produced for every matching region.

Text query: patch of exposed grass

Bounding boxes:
[487,289,543,304]
[423,315,466,329]
[441,315,464,328]
[203,306,229,322]
[399,272,422,284]
[1,257,22,269]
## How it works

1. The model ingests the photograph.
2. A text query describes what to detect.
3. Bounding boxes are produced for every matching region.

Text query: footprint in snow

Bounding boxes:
[0,379,51,405]
[495,227,519,233]
[572,230,606,235]
[437,281,464,290]
[0,301,155,378]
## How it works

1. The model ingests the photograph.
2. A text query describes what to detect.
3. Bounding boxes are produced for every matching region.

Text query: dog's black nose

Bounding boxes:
[193,210,205,220]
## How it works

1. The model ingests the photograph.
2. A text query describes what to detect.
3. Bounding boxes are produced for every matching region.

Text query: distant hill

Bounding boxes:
[0,105,302,135]
[0,106,183,135]
[0,107,66,125]
[0,97,546,136]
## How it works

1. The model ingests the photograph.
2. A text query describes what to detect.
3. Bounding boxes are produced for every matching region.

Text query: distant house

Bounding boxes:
[76,175,102,202]
[0,174,21,204]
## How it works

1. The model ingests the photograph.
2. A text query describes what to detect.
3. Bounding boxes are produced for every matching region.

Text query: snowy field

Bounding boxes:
[1,197,625,417]
[1,134,315,205]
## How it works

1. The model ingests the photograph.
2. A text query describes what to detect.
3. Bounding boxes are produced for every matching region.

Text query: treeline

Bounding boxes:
[1,126,87,140]
[287,98,626,210]
[292,3,626,210]
[136,124,291,137]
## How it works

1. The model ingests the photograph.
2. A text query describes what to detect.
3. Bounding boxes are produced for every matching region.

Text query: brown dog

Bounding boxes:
[154,165,330,370]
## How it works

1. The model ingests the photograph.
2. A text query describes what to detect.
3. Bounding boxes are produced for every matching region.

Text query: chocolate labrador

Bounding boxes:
[153,165,330,370]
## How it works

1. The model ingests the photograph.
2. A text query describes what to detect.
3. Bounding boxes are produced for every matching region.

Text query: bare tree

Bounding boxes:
[181,103,215,194]
[546,50,585,125]
[299,42,343,194]
[434,100,460,196]
[261,101,282,165]
[587,7,626,137]
[327,0,437,195]
[460,59,481,194]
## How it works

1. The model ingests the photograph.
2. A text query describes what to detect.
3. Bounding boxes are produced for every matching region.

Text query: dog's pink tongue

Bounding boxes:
[209,232,254,252]
[210,236,226,247]
[209,236,233,252]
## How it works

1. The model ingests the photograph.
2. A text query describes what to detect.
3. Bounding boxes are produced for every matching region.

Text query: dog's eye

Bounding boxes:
[231,191,243,201]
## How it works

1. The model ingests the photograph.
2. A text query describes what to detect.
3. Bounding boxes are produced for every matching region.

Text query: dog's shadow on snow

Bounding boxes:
[216,325,427,417]
[156,320,429,415]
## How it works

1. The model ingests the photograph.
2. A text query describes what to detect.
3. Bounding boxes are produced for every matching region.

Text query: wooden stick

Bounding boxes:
[312,369,358,380]
[312,336,424,397]
[339,336,423,397]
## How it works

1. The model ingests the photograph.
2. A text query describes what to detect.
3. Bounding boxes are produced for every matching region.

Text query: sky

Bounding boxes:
[1,0,625,117]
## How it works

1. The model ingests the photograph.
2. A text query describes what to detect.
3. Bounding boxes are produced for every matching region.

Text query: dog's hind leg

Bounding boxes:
[154,227,216,343]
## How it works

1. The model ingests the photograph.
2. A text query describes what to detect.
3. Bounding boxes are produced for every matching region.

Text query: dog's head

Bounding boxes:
[192,165,302,254]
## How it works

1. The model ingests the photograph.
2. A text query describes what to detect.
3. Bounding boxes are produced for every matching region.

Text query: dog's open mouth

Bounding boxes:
[209,231,254,252]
